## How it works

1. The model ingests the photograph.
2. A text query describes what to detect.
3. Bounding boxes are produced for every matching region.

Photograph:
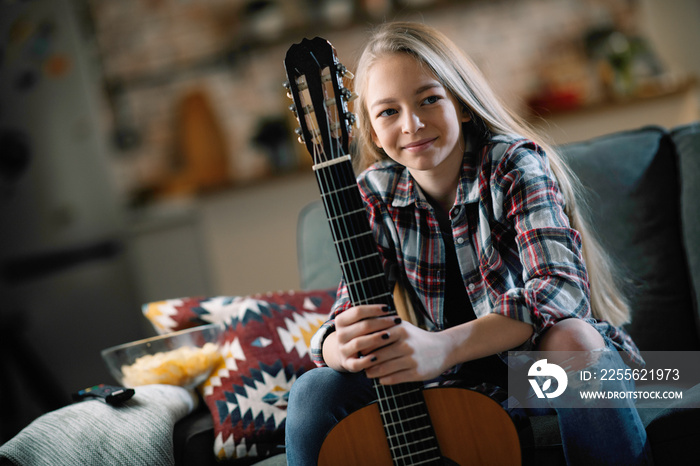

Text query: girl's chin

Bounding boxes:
[404,158,443,172]
[396,150,463,175]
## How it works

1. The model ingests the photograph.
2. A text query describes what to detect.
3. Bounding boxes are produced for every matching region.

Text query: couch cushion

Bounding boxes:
[297,201,342,290]
[671,122,700,325]
[559,126,699,351]
[144,289,337,461]
[640,383,700,464]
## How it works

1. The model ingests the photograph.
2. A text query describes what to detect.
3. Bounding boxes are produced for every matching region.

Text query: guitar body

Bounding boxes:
[318,387,521,466]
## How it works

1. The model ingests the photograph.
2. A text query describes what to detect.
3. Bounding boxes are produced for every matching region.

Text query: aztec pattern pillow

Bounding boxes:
[142,289,337,460]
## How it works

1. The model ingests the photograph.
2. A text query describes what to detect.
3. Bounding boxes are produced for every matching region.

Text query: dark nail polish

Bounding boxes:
[371,356,378,362]
[382,305,392,313]
[394,317,402,325]
[381,332,390,340]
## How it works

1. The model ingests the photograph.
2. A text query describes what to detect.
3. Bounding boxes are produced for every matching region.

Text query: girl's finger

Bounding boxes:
[336,304,393,326]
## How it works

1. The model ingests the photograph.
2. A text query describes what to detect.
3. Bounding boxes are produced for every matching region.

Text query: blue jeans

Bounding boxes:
[285,343,652,465]
[513,338,653,465]
[286,368,375,465]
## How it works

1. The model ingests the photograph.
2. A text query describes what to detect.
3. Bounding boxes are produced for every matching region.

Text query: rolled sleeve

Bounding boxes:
[310,280,353,367]
[486,142,592,346]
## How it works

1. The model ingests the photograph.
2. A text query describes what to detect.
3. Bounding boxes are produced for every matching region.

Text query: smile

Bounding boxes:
[403,137,437,152]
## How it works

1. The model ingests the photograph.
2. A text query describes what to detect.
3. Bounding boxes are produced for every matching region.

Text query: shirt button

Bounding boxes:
[468,283,476,292]
[456,237,465,245]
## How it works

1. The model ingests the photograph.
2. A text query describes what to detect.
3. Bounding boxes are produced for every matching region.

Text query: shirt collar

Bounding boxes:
[390,150,481,209]
[391,167,421,208]
[455,150,480,205]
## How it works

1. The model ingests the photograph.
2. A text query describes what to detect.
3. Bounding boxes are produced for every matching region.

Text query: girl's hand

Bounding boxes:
[325,307,532,384]
[363,322,455,385]
[328,305,402,373]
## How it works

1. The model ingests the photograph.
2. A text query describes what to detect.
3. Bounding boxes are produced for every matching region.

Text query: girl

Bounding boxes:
[286,22,651,465]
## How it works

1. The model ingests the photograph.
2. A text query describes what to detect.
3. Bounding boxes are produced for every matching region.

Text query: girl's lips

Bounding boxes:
[403,137,437,151]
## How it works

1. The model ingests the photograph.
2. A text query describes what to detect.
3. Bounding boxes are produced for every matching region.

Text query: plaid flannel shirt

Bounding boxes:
[310,134,642,368]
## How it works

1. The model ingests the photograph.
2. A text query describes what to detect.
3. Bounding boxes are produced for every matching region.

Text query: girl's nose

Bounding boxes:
[402,112,425,134]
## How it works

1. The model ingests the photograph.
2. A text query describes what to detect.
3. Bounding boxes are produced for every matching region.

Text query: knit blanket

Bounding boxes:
[0,385,195,466]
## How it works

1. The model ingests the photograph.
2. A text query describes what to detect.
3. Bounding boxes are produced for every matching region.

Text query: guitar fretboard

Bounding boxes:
[314,157,392,307]
[314,156,443,465]
[376,384,446,465]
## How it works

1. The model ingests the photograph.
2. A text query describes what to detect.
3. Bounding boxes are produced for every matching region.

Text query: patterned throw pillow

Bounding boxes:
[142,289,337,460]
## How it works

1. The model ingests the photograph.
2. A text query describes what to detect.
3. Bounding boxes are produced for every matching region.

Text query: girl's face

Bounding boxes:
[365,53,470,178]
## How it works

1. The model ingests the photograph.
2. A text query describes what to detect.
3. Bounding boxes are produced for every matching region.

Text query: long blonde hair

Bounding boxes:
[353,22,630,326]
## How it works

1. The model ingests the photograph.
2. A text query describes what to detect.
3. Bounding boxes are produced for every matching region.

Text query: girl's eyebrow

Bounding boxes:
[369,83,442,110]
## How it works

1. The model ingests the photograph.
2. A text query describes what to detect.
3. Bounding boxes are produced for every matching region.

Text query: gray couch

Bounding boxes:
[176,123,700,465]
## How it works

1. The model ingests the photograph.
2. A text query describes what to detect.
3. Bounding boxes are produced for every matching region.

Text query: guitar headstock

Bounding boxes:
[283,37,356,166]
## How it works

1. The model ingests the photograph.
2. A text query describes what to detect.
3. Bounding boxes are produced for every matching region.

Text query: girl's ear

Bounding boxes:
[461,106,472,123]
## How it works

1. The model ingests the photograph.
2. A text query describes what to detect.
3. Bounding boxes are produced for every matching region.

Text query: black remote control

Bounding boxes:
[72,384,135,406]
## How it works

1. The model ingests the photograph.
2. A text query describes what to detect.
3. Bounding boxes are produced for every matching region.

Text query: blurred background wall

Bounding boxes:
[1,0,698,441]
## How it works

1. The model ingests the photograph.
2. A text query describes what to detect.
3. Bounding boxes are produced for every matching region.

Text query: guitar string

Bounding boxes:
[305,67,439,465]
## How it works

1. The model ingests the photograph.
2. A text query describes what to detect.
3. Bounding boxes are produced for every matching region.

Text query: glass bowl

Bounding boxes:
[101,323,224,390]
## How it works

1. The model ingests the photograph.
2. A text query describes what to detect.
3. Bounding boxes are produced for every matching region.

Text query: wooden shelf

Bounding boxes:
[528,78,699,145]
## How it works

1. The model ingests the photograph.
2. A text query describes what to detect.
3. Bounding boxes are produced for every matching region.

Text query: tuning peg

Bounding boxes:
[294,127,305,144]
[341,88,357,102]
[336,64,354,80]
[345,112,357,126]
[288,104,298,116]
[284,82,294,99]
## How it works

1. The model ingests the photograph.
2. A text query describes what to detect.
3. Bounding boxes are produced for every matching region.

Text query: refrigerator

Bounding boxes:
[0,0,147,441]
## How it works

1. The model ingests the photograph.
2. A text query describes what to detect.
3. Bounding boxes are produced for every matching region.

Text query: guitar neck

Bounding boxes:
[314,157,393,308]
[314,156,444,463]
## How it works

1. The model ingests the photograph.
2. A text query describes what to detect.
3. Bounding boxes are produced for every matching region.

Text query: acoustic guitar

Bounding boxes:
[283,37,521,466]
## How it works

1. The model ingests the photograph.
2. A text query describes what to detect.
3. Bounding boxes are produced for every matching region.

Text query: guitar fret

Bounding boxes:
[329,225,374,247]
[388,436,437,449]
[380,400,425,414]
[351,291,392,305]
[333,230,373,243]
[383,413,429,429]
[339,252,381,267]
[391,442,439,456]
[327,207,365,222]
[346,272,386,287]
[319,183,356,197]
[379,386,422,399]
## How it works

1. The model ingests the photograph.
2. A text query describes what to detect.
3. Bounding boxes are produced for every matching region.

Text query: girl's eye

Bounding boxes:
[378,108,398,117]
[423,95,440,105]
